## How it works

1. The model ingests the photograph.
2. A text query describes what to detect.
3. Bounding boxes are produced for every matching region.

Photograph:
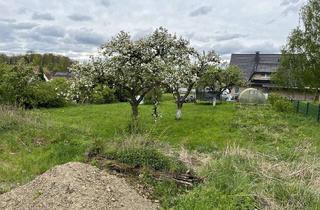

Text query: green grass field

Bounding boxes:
[1,98,320,209]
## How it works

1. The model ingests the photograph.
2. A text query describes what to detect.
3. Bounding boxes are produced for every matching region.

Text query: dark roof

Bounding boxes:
[53,71,72,78]
[230,53,281,81]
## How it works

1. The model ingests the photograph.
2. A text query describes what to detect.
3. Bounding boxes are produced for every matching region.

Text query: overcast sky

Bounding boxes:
[0,0,307,60]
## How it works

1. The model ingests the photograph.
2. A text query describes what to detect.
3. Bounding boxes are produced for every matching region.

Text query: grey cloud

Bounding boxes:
[18,8,28,14]
[213,41,279,56]
[70,29,106,46]
[214,33,248,42]
[268,0,303,23]
[23,32,92,55]
[0,18,16,23]
[0,23,14,41]
[193,36,211,43]
[244,42,279,54]
[25,32,59,44]
[281,0,300,6]
[12,22,38,30]
[24,41,62,53]
[266,19,276,25]
[189,32,248,43]
[34,25,65,37]
[132,28,153,40]
[185,32,212,43]
[189,6,212,17]
[0,42,22,52]
[0,0,302,59]
[281,4,301,16]
[32,12,55,21]
[280,0,303,16]
[101,0,111,8]
[68,14,93,22]
[213,41,244,56]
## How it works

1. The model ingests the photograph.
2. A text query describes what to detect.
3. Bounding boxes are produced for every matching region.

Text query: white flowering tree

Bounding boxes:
[100,28,189,124]
[70,28,220,123]
[165,50,220,120]
[70,61,96,103]
[69,56,109,103]
[198,64,244,99]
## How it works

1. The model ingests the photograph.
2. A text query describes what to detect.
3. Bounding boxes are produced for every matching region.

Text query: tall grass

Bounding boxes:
[0,105,37,131]
[0,105,87,193]
[1,102,320,209]
[174,145,320,209]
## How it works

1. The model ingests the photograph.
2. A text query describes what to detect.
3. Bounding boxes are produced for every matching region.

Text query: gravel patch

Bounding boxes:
[0,162,158,210]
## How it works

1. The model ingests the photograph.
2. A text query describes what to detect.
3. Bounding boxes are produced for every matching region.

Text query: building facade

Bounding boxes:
[230,52,280,90]
[230,52,315,101]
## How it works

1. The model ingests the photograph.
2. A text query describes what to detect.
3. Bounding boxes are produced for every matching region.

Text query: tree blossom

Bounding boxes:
[164,50,220,120]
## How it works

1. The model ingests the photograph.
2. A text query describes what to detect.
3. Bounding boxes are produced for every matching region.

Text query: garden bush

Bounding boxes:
[23,78,69,108]
[0,61,35,106]
[106,148,186,172]
[91,84,116,104]
[269,93,294,112]
[0,61,69,108]
[87,135,187,173]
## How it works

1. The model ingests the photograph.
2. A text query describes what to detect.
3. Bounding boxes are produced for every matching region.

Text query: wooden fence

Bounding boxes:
[292,101,320,122]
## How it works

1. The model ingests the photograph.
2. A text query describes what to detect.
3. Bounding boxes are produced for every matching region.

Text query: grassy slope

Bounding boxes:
[1,99,320,209]
[39,101,237,151]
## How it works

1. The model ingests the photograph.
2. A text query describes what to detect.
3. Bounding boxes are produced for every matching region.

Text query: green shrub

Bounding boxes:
[24,78,69,108]
[269,93,294,112]
[91,84,115,104]
[105,148,186,172]
[87,135,187,173]
[0,61,69,108]
[0,60,36,106]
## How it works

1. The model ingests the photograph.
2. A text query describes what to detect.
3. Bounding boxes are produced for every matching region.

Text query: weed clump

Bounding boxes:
[106,148,185,172]
[87,135,187,173]
[269,93,294,112]
[174,156,259,210]
[0,105,36,131]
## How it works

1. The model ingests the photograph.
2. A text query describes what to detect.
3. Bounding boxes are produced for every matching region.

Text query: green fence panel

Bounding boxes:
[293,100,320,122]
[318,105,320,122]
[308,103,318,120]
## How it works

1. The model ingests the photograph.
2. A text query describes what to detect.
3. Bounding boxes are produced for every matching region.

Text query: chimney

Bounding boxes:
[255,51,260,63]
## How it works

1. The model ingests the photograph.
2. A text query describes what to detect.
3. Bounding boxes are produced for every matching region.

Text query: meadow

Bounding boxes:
[1,96,320,209]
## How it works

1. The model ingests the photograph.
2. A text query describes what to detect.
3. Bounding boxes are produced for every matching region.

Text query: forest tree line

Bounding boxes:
[0,53,73,75]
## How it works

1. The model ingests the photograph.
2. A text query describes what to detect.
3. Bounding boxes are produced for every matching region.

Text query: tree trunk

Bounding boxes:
[174,84,195,120]
[176,102,183,120]
[314,89,320,103]
[130,102,139,131]
[131,103,139,121]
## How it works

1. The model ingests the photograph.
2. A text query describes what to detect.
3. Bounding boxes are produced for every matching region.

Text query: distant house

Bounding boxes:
[230,52,280,90]
[230,52,314,101]
[51,71,73,80]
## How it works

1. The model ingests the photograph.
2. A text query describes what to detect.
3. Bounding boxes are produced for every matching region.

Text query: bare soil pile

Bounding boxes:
[0,162,158,210]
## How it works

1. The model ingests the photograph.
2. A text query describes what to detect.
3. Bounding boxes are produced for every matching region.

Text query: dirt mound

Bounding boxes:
[0,162,158,210]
